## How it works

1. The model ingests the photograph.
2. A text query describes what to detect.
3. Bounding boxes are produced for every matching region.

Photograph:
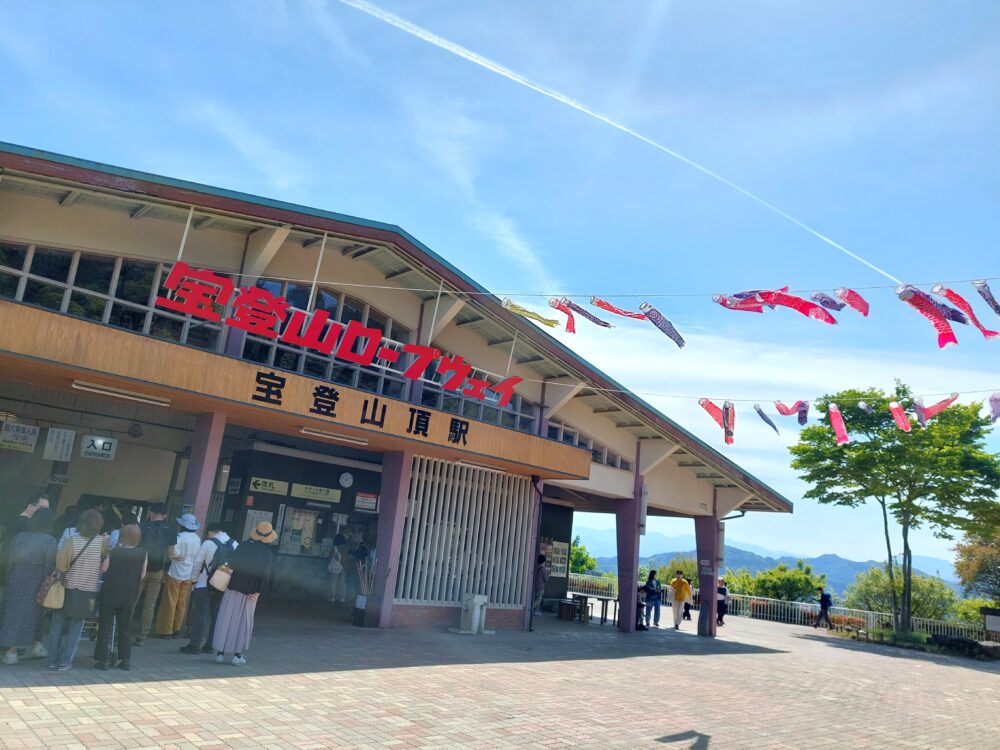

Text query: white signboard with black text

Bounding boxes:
[80,435,117,460]
[0,422,40,453]
[43,428,77,462]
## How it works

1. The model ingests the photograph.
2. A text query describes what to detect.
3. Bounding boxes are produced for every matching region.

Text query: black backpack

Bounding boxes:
[206,537,236,578]
[139,520,173,566]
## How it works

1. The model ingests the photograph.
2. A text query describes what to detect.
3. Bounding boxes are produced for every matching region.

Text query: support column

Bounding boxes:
[522,479,543,631]
[366,451,413,628]
[695,514,724,637]
[616,483,642,633]
[182,412,227,524]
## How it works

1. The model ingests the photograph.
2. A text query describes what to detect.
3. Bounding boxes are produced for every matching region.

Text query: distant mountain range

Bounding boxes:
[574,526,958,595]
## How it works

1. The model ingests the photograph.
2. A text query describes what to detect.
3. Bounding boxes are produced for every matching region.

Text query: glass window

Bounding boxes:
[547,424,561,441]
[116,260,157,305]
[481,405,499,424]
[462,400,481,419]
[591,445,605,464]
[518,416,536,433]
[255,278,284,297]
[285,283,311,311]
[331,365,356,386]
[150,315,184,342]
[22,279,64,310]
[421,389,442,409]
[619,459,632,472]
[393,324,412,344]
[274,348,301,372]
[606,452,618,467]
[0,271,17,299]
[29,247,72,282]
[382,379,405,399]
[500,412,517,429]
[74,254,115,293]
[340,295,364,325]
[242,339,272,365]
[186,324,221,351]
[519,400,536,417]
[109,303,147,332]
[562,430,577,446]
[68,292,106,322]
[368,309,388,336]
[0,242,27,271]
[314,288,339,316]
[442,395,461,414]
[304,357,330,379]
[358,371,380,393]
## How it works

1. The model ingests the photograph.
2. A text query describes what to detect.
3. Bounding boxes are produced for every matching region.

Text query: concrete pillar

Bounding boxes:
[182,412,227,524]
[695,514,723,637]
[522,479,543,631]
[366,451,413,628]
[616,486,641,634]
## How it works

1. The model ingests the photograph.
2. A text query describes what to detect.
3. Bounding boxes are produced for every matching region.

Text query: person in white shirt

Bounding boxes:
[154,513,201,638]
[179,523,237,654]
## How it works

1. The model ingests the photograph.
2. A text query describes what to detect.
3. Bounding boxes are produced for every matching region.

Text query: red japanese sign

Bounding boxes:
[156,263,522,406]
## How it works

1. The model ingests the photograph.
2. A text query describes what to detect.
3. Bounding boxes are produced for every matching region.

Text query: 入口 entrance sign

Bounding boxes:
[249,477,289,496]
[290,483,341,503]
[43,427,77,462]
[80,435,117,460]
[0,422,40,453]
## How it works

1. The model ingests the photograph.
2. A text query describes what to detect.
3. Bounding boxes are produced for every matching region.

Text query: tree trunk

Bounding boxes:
[900,519,913,632]
[878,497,899,630]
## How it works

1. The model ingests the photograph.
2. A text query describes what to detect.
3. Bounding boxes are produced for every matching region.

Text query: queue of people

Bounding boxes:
[0,493,279,672]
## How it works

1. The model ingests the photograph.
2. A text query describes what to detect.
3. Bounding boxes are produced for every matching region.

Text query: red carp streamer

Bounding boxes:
[897,285,958,349]
[775,400,810,425]
[889,401,911,432]
[591,296,646,320]
[913,393,959,428]
[757,290,837,324]
[835,288,870,317]
[828,403,849,445]
[931,285,998,341]
[713,294,764,313]
[700,398,734,445]
[548,298,576,334]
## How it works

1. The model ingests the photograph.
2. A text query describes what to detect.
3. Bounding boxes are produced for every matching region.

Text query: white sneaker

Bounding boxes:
[30,643,47,659]
[215,653,225,664]
[3,652,17,665]
[231,655,246,666]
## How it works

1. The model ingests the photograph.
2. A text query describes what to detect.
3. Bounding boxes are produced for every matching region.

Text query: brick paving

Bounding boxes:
[0,609,997,749]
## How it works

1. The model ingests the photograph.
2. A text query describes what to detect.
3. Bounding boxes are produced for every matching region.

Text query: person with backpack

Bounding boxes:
[813,587,834,629]
[179,523,236,655]
[133,503,176,646]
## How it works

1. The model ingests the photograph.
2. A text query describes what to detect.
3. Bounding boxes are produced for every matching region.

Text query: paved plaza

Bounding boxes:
[0,609,996,750]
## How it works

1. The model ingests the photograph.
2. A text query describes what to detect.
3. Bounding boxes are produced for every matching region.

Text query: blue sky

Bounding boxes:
[1,1,998,562]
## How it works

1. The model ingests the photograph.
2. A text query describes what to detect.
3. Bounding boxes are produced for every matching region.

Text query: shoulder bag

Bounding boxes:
[37,535,96,610]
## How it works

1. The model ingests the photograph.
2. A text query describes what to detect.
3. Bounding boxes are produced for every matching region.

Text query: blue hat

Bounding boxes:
[176,513,200,531]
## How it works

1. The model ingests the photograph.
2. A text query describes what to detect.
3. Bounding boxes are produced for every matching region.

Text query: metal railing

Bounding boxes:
[569,574,993,641]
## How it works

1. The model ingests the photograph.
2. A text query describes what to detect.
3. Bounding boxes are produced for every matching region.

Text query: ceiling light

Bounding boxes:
[72,380,171,407]
[299,427,369,446]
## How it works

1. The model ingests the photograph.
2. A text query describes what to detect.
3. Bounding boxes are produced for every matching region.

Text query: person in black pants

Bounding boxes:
[95,524,147,670]
[813,587,834,629]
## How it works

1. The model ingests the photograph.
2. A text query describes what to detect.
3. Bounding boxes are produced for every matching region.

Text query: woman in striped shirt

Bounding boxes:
[47,509,106,671]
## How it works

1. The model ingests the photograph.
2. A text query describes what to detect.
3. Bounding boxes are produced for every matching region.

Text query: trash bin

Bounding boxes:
[459,593,489,634]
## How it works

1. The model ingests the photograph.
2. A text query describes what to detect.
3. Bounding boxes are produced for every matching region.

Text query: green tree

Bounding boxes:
[951,597,995,625]
[569,535,598,574]
[844,566,957,620]
[954,534,1000,604]
[750,560,826,601]
[657,554,697,583]
[790,384,1000,631]
[722,568,756,596]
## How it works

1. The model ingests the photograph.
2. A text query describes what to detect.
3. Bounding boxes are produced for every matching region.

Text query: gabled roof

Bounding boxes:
[0,141,793,514]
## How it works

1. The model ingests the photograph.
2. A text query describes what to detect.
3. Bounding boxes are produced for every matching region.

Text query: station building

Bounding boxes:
[0,143,791,635]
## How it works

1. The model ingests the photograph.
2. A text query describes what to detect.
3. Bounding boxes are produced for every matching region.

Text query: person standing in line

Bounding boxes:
[213,522,275,666]
[47,509,106,671]
[643,569,662,628]
[154,513,201,639]
[716,578,730,626]
[180,523,236,655]
[669,570,693,630]
[54,506,79,550]
[134,503,176,646]
[532,554,549,616]
[94,524,146,670]
[1,508,56,664]
[107,512,138,551]
[813,587,834,629]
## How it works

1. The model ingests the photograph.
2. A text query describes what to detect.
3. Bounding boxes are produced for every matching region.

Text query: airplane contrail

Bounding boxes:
[337,0,902,285]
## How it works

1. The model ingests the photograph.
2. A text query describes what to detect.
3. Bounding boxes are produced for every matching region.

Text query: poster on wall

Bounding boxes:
[43,428,76,462]
[550,541,569,578]
[0,422,40,453]
[355,492,379,513]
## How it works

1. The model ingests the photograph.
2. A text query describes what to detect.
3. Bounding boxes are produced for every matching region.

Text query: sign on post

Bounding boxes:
[43,428,76,462]
[80,435,117,460]
[248,477,288,495]
[0,422,40,453]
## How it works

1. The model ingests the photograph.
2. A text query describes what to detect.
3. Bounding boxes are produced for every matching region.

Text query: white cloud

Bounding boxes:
[302,0,369,65]
[191,102,307,191]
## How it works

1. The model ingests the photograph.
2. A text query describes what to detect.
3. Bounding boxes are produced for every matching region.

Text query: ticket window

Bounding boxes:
[279,507,322,558]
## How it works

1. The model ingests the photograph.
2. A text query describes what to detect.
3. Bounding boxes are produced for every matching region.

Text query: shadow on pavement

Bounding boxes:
[792,630,1000,674]
[0,605,786,689]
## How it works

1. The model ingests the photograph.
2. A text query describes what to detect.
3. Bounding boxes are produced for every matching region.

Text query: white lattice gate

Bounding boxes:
[394,456,534,608]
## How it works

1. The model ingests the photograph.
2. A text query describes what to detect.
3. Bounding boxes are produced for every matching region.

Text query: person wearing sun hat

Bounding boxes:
[154,513,201,638]
[212,521,275,666]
